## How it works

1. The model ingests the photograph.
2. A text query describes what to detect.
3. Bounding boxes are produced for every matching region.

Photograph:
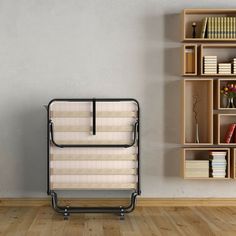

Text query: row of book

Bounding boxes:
[201,17,236,39]
[185,151,227,178]
[203,56,236,74]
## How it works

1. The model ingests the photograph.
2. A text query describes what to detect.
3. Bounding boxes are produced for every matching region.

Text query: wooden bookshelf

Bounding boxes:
[182,79,213,145]
[182,9,236,42]
[182,44,197,76]
[182,148,230,180]
[181,9,236,180]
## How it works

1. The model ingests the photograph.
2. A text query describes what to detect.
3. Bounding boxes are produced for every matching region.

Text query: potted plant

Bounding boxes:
[221,83,236,108]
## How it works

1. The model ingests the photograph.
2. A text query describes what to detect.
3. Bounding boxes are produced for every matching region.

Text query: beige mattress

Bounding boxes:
[49,100,139,191]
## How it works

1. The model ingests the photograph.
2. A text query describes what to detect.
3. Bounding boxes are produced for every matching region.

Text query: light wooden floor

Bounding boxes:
[1,206,236,236]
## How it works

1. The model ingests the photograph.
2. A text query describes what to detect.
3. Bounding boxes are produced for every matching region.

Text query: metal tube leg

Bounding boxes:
[120,207,125,220]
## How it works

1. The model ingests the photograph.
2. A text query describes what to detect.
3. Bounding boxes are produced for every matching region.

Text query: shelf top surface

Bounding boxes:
[183,9,236,14]
[183,147,230,150]
[183,39,236,42]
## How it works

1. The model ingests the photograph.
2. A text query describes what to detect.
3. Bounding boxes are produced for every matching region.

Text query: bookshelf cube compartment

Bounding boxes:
[182,148,230,179]
[231,148,236,179]
[182,79,213,145]
[182,9,236,42]
[217,114,236,145]
[200,44,236,76]
[182,44,197,76]
[217,79,236,110]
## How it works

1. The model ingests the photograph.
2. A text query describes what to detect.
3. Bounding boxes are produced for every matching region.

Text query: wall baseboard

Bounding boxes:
[1,197,236,207]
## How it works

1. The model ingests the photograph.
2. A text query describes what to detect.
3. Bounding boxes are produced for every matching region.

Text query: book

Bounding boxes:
[227,17,230,38]
[218,72,232,74]
[207,17,212,38]
[212,17,215,38]
[201,17,208,38]
[224,17,227,38]
[218,63,231,66]
[233,17,236,38]
[204,72,217,74]
[224,123,236,143]
[218,17,221,38]
[220,17,224,38]
[209,151,227,156]
[231,17,233,38]
[215,17,218,38]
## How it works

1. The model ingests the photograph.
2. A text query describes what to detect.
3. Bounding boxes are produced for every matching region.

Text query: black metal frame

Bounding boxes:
[46,98,140,219]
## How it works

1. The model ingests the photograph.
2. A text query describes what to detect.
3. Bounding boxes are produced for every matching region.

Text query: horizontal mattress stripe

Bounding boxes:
[50,168,137,175]
[51,183,137,190]
[50,111,137,118]
[50,154,137,161]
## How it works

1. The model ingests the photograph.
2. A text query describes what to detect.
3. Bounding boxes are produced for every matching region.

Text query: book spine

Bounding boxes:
[230,17,233,38]
[221,17,224,39]
[227,17,230,39]
[208,17,211,38]
[213,16,215,38]
[218,17,220,38]
[201,17,207,38]
[224,123,236,143]
[215,17,218,39]
[224,17,226,39]
[234,17,236,38]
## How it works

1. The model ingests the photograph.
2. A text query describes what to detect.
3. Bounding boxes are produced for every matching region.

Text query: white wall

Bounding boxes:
[0,0,236,198]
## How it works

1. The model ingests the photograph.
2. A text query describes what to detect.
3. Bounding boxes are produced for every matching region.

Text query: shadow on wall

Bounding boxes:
[141,13,163,180]
[163,13,181,177]
[18,105,47,195]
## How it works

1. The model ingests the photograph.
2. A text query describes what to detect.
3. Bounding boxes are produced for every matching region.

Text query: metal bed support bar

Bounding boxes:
[49,120,138,148]
[92,98,96,135]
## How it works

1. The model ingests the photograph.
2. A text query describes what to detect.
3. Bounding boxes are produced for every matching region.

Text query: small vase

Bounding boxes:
[226,97,235,108]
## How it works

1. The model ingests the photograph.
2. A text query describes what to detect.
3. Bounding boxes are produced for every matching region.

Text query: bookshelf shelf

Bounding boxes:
[182,44,197,76]
[182,9,236,41]
[217,79,236,110]
[181,9,236,180]
[182,79,213,145]
[200,44,236,76]
[216,114,236,145]
[231,148,236,179]
[182,148,230,179]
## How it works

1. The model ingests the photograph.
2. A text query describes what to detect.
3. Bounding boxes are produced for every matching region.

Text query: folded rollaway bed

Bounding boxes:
[47,98,140,219]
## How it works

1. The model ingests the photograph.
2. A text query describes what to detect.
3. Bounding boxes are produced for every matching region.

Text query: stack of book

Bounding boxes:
[204,56,217,74]
[185,160,209,178]
[201,17,236,39]
[218,63,232,74]
[233,58,236,74]
[209,151,227,178]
